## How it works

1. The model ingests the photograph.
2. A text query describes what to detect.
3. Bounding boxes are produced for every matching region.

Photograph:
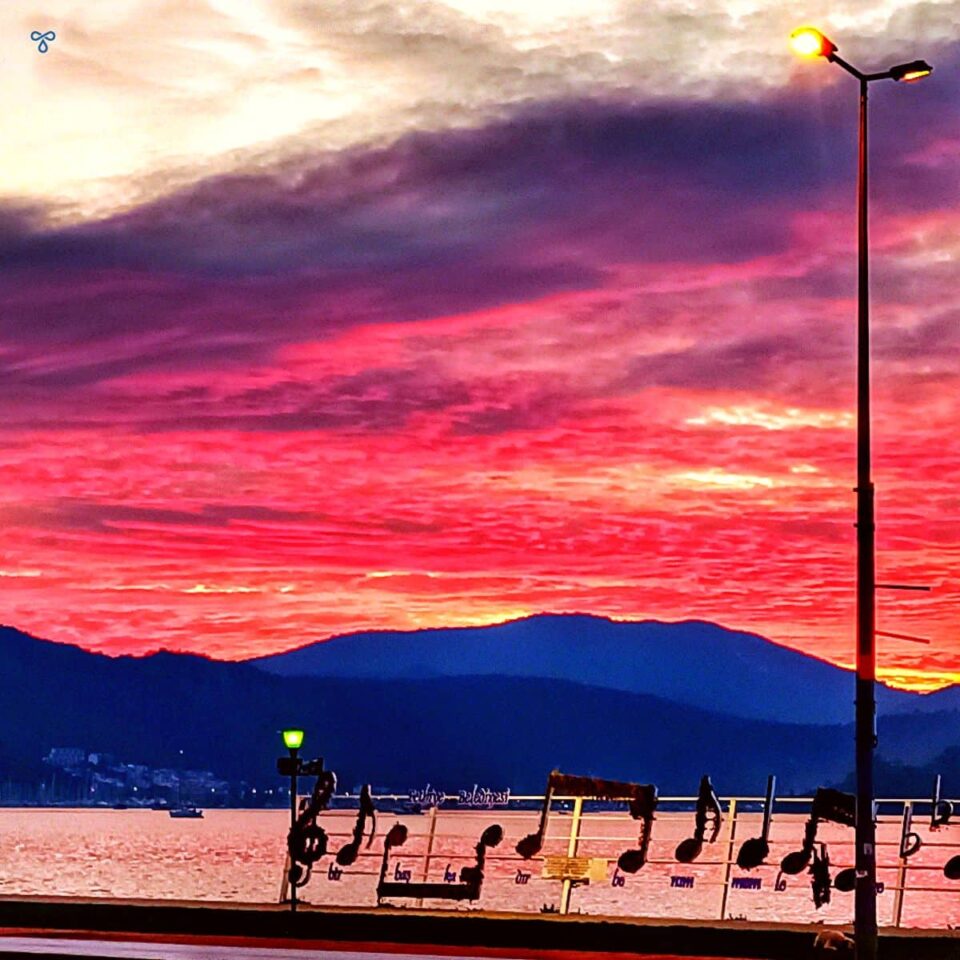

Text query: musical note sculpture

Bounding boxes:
[736,775,776,870]
[931,773,954,831]
[335,784,377,866]
[675,775,722,863]
[898,807,922,861]
[287,762,337,891]
[376,821,503,903]
[516,770,658,873]
[929,774,960,880]
[780,787,855,907]
[809,843,832,909]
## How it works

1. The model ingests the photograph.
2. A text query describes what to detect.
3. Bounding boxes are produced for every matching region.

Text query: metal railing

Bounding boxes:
[279,791,960,929]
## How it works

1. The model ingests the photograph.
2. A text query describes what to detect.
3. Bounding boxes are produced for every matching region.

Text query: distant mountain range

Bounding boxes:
[249,613,960,725]
[1,615,957,797]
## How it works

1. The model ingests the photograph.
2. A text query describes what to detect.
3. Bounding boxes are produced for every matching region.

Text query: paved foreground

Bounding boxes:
[0,939,744,960]
[0,899,958,959]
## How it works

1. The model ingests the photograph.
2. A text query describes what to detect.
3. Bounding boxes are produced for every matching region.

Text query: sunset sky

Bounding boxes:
[1,1,958,688]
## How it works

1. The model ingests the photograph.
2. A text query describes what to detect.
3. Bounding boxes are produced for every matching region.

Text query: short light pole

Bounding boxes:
[790,28,932,960]
[278,728,305,912]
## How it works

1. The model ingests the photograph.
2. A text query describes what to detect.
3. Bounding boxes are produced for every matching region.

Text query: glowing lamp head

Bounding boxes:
[789,27,837,59]
[890,59,933,82]
[282,728,304,751]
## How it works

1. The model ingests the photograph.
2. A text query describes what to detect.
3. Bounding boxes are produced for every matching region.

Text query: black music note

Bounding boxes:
[810,843,832,909]
[336,784,376,866]
[931,774,954,830]
[932,773,960,880]
[459,824,504,888]
[899,798,922,860]
[376,821,503,903]
[514,771,658,874]
[780,787,854,907]
[675,775,722,863]
[780,787,855,876]
[516,774,556,859]
[736,775,776,870]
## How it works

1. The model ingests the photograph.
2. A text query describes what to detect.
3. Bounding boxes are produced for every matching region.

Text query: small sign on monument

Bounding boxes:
[541,856,608,883]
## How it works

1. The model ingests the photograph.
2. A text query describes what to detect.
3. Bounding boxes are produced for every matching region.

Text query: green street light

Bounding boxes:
[282,729,304,752]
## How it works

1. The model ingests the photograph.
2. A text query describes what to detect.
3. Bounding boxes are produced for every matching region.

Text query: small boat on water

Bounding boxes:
[168,806,204,819]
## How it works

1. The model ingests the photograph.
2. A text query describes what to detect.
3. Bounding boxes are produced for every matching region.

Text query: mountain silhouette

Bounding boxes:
[2,621,957,796]
[249,613,949,725]
[832,746,960,798]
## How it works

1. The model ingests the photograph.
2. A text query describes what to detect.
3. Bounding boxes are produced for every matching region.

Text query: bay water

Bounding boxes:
[1,808,958,930]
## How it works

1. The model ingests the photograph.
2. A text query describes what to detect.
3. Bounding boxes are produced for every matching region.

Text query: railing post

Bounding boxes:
[718,798,739,921]
[892,801,912,928]
[559,796,583,915]
[417,802,440,909]
[278,851,291,904]
[278,790,301,904]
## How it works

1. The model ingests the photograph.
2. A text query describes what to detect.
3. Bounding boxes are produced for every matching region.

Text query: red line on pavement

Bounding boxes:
[0,930,749,960]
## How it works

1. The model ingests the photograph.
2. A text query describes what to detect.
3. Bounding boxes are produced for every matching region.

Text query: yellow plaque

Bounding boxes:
[541,856,608,882]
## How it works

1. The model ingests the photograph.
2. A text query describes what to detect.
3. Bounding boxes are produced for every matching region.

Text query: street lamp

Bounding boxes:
[278,729,304,911]
[790,28,932,960]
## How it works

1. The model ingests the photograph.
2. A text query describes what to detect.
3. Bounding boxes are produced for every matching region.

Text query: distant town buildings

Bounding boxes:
[0,747,262,808]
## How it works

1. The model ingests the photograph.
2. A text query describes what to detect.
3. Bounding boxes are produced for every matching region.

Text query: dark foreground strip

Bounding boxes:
[0,936,746,960]
[0,932,751,960]
[0,901,956,960]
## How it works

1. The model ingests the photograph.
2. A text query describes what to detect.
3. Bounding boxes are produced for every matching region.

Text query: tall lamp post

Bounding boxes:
[789,27,932,960]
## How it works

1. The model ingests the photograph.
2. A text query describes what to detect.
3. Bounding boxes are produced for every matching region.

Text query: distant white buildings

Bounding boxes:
[44,747,87,768]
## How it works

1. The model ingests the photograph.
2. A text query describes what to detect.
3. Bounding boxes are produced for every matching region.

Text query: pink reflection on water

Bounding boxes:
[1,808,959,929]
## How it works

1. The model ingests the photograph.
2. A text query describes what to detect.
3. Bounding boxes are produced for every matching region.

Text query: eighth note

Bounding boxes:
[31,30,56,54]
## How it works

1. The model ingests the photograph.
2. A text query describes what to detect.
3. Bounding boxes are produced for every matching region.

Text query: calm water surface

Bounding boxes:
[0,809,287,902]
[1,808,959,930]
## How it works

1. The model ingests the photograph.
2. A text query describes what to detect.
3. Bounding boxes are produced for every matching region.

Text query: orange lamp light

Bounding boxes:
[890,60,933,82]
[789,27,837,59]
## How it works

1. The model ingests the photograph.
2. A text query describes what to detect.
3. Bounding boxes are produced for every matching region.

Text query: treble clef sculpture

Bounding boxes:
[287,766,337,890]
[675,775,722,863]
[335,783,377,866]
